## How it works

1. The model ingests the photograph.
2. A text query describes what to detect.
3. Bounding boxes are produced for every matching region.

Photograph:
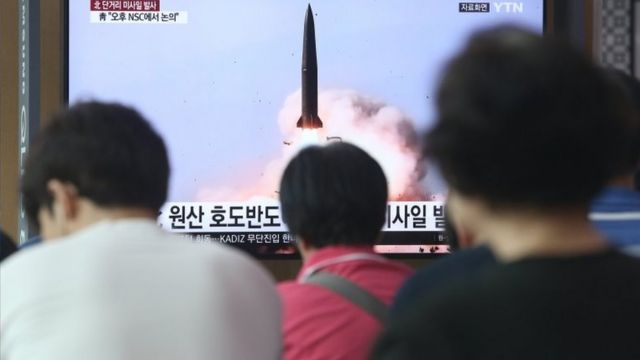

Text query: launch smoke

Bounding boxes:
[197,89,428,201]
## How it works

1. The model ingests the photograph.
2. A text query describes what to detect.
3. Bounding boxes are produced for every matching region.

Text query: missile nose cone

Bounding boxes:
[297,4,322,130]
[305,4,314,25]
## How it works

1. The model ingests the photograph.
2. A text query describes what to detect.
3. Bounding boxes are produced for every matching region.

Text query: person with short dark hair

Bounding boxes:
[20,102,169,234]
[1,102,282,360]
[373,27,640,360]
[391,68,640,316]
[278,142,412,360]
[590,69,640,256]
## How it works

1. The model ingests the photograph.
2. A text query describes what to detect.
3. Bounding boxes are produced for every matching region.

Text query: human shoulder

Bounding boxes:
[0,240,68,282]
[278,279,331,303]
[0,241,74,321]
[405,246,495,287]
[591,187,640,211]
[414,250,640,312]
[375,275,480,360]
[391,246,496,315]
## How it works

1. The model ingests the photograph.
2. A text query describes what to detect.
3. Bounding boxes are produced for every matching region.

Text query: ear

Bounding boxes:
[454,223,476,249]
[296,237,310,252]
[46,179,80,221]
[446,191,480,249]
[295,237,313,260]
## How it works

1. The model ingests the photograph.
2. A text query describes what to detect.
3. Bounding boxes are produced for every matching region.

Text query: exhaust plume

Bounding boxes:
[197,89,428,201]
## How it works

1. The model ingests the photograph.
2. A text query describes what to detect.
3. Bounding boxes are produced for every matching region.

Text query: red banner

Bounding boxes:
[90,0,160,12]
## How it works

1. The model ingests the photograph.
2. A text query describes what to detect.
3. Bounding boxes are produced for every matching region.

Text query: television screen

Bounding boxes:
[67,0,544,256]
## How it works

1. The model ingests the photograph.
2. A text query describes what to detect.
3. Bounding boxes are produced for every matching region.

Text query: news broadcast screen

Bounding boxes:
[67,0,543,256]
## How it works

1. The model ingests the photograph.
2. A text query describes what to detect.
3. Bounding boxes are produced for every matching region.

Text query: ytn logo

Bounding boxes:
[494,2,524,13]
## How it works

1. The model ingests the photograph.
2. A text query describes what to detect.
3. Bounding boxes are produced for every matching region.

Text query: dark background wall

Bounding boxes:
[1,0,62,242]
[1,0,20,241]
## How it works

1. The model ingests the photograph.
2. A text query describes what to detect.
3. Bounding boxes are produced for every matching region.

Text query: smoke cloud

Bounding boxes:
[197,89,428,201]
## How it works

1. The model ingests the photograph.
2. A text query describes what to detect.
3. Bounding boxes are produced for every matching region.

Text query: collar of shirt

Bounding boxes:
[48,218,161,246]
[297,245,384,281]
[591,186,640,213]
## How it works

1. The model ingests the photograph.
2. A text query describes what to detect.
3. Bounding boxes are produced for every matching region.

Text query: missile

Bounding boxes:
[297,4,323,129]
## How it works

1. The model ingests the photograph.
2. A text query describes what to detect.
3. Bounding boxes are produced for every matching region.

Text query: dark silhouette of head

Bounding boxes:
[22,101,170,232]
[424,26,635,211]
[279,142,388,249]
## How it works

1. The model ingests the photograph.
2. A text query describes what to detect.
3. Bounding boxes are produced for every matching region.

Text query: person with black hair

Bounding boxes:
[0,102,282,360]
[278,142,412,360]
[590,69,640,256]
[391,68,640,317]
[373,27,640,360]
[0,229,17,263]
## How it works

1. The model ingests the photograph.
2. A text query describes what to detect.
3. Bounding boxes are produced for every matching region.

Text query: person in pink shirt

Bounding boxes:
[278,142,413,360]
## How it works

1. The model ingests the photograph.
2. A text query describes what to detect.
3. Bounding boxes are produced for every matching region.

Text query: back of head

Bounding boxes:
[279,142,388,248]
[425,26,634,210]
[21,101,170,229]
